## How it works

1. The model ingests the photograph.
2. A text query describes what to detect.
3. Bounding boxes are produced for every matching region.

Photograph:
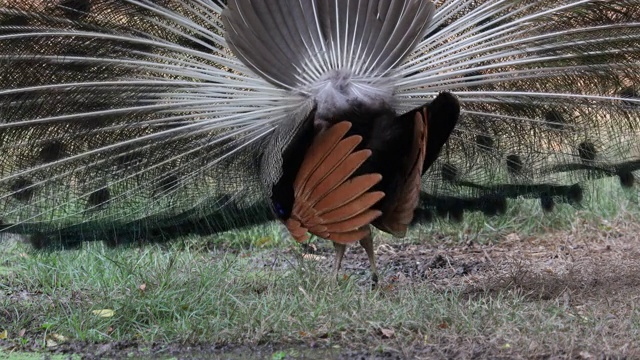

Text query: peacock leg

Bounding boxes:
[333,242,347,280]
[358,230,379,286]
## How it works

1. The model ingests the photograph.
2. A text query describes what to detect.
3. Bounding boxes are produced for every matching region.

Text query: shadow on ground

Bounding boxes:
[4,218,640,359]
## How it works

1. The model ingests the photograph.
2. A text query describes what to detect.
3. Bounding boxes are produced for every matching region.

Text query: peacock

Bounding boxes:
[0,0,639,282]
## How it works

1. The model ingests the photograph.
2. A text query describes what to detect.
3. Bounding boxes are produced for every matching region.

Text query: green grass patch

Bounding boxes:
[0,178,639,358]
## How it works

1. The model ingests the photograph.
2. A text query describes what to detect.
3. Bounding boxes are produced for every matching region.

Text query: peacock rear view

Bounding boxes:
[0,0,639,257]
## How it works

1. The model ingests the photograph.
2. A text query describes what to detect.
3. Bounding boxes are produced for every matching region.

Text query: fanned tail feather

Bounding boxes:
[397,0,640,219]
[0,0,638,248]
[223,0,435,117]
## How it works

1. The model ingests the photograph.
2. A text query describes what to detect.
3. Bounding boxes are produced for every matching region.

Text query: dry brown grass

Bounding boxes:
[2,211,640,359]
[314,215,640,359]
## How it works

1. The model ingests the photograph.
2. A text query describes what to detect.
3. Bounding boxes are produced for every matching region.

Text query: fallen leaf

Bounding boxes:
[92,309,115,318]
[46,339,58,348]
[579,351,594,359]
[302,254,325,261]
[47,333,67,343]
[505,233,520,242]
[376,244,396,255]
[380,328,395,338]
[139,283,146,291]
[255,236,273,247]
[18,329,25,337]
[501,343,511,350]
[0,330,7,340]
[301,243,317,254]
[45,333,67,348]
[438,322,449,329]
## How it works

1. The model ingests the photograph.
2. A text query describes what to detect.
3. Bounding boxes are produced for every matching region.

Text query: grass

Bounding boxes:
[0,178,639,358]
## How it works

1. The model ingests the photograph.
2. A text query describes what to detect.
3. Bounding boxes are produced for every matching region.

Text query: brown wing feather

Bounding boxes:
[327,228,371,245]
[285,218,309,242]
[322,210,382,233]
[375,107,428,237]
[306,149,372,204]
[304,176,384,228]
[297,135,363,199]
[293,121,352,195]
[285,121,385,244]
[318,191,385,222]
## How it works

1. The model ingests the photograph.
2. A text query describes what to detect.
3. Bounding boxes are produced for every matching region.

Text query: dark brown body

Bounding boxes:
[269,92,460,284]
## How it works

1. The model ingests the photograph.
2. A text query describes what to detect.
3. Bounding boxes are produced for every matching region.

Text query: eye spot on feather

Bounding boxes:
[475,134,494,152]
[620,87,639,106]
[577,142,597,163]
[39,140,65,163]
[59,0,92,20]
[87,187,110,209]
[544,110,565,130]
[11,177,35,202]
[619,172,635,188]
[506,154,523,176]
[155,175,180,195]
[441,163,459,183]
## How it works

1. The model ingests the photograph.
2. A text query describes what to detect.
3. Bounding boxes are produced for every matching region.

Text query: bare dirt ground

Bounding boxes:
[260,217,640,359]
[307,217,640,302]
[35,218,640,359]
